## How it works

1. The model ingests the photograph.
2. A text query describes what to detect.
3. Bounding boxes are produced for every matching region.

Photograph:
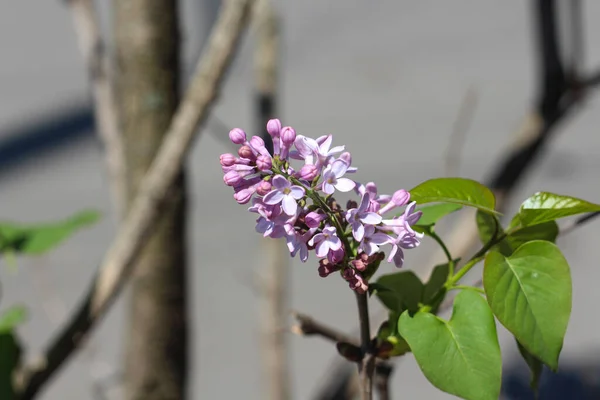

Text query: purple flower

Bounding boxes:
[308,225,342,258]
[378,189,410,215]
[321,160,355,195]
[386,230,422,268]
[358,225,391,256]
[381,201,423,235]
[285,228,315,262]
[263,175,305,216]
[297,164,319,181]
[356,182,391,213]
[229,128,246,144]
[267,119,282,155]
[293,134,344,168]
[305,211,326,228]
[345,193,383,241]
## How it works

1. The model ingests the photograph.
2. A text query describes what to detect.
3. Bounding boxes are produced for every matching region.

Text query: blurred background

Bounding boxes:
[1,1,600,399]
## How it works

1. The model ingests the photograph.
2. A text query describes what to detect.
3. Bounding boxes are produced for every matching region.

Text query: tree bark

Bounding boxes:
[114,1,187,400]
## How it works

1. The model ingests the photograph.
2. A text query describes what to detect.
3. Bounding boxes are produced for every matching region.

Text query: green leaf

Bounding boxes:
[483,240,571,370]
[422,262,451,312]
[409,178,497,214]
[0,210,100,255]
[517,340,543,393]
[372,271,423,314]
[476,211,559,257]
[518,192,600,227]
[0,332,20,399]
[376,313,411,358]
[414,203,463,226]
[399,290,501,400]
[0,307,27,333]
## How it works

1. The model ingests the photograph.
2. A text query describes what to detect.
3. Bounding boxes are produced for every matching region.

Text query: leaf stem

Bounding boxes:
[428,229,454,276]
[449,285,485,294]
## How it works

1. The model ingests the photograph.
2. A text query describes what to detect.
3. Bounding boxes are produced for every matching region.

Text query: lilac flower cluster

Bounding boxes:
[220,119,423,293]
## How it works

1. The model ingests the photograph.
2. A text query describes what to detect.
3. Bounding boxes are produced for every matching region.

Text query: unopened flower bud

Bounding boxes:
[350,259,366,271]
[220,153,236,167]
[346,200,358,209]
[328,247,345,264]
[223,170,242,186]
[305,211,325,228]
[238,145,254,159]
[298,164,318,181]
[256,155,272,171]
[342,268,356,281]
[281,126,296,145]
[234,187,255,204]
[256,180,272,196]
[266,119,282,138]
[392,189,410,206]
[229,128,246,144]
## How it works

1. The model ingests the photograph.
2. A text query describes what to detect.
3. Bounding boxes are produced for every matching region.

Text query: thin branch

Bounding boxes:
[374,362,393,400]
[291,311,360,346]
[14,1,256,398]
[445,86,478,176]
[68,0,125,215]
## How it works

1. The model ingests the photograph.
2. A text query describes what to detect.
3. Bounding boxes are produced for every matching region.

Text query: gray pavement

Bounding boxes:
[2,1,600,399]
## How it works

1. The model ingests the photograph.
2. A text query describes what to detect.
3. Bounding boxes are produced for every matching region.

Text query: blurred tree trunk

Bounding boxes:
[114,1,188,400]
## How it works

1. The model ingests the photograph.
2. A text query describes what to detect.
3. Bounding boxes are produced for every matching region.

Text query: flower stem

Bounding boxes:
[427,229,454,277]
[355,291,374,400]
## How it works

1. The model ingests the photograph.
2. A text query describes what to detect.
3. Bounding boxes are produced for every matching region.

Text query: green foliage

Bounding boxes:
[0,307,27,333]
[483,240,571,370]
[476,210,559,257]
[0,332,20,400]
[0,210,100,255]
[409,178,497,214]
[517,192,600,227]
[399,290,501,400]
[414,203,463,227]
[517,340,543,393]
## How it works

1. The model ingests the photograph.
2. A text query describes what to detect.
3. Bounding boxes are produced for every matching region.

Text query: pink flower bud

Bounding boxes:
[256,155,272,171]
[229,128,246,144]
[392,189,410,206]
[305,211,325,228]
[220,153,236,167]
[223,170,242,186]
[298,164,318,181]
[234,187,255,204]
[342,268,356,280]
[280,126,296,145]
[328,247,345,264]
[256,180,272,196]
[266,119,282,137]
[238,145,254,159]
[350,259,366,271]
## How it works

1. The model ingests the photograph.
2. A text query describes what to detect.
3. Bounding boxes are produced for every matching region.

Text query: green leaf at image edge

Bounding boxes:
[0,210,100,255]
[399,290,501,400]
[483,240,571,371]
[0,307,27,333]
[0,332,20,399]
[409,178,498,215]
[518,192,600,227]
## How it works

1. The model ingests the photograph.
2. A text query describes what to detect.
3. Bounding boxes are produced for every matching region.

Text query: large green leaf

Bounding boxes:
[518,192,600,227]
[517,340,543,393]
[0,332,20,399]
[483,240,571,370]
[399,290,501,400]
[0,210,100,255]
[414,203,463,227]
[476,211,558,257]
[371,271,423,314]
[409,178,497,214]
[0,307,27,333]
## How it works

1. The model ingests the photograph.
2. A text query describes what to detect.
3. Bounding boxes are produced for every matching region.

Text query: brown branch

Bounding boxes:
[253,1,289,399]
[14,1,256,398]
[374,362,393,400]
[355,292,374,400]
[68,0,125,214]
[291,311,360,346]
